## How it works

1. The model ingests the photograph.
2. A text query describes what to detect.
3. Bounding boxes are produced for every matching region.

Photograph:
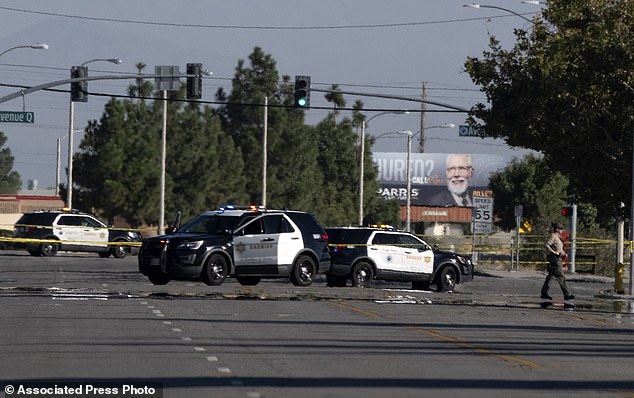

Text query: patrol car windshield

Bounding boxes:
[178,214,243,235]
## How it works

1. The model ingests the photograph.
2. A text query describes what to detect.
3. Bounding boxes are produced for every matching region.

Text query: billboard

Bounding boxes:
[374,152,512,207]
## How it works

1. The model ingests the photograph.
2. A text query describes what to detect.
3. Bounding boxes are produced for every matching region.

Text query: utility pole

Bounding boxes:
[419,81,427,153]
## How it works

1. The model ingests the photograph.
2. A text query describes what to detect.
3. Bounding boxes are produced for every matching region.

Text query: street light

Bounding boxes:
[463,3,533,23]
[359,111,409,225]
[56,130,83,196]
[66,57,122,209]
[0,43,48,58]
[420,123,456,150]
[397,131,413,232]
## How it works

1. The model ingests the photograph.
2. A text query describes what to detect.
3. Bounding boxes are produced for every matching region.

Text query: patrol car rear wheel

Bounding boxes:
[202,254,228,286]
[39,241,58,257]
[436,266,457,292]
[290,255,316,287]
[351,262,373,288]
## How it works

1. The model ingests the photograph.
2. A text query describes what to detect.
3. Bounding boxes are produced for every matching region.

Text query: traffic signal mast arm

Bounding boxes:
[0,72,202,105]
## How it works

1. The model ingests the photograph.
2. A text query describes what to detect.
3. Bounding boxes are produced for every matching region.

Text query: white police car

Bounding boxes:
[138,206,330,286]
[325,227,473,291]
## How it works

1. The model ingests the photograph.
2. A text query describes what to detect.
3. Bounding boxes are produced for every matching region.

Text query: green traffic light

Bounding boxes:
[297,98,307,107]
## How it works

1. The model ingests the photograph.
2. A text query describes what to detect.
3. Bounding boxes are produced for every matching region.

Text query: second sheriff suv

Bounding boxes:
[138,207,330,287]
[13,210,143,258]
[325,227,473,291]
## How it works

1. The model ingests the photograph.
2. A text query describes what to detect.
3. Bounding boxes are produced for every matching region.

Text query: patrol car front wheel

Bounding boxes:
[290,255,316,286]
[436,266,457,292]
[351,262,374,288]
[202,254,228,286]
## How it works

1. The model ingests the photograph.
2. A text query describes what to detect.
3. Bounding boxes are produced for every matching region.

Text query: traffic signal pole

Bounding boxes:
[570,203,577,273]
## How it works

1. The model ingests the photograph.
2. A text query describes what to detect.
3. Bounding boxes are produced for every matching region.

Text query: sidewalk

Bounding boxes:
[463,267,634,313]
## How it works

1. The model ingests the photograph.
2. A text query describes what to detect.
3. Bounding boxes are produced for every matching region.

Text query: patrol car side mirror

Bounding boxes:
[165,226,177,234]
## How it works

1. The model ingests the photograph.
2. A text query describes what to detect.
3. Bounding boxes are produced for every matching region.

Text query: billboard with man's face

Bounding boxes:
[374,152,513,207]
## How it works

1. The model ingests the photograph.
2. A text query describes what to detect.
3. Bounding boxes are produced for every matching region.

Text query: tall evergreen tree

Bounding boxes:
[0,131,21,194]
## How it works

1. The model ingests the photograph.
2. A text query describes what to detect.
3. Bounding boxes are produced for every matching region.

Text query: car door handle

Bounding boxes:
[370,247,378,251]
[261,238,275,242]
[291,237,300,240]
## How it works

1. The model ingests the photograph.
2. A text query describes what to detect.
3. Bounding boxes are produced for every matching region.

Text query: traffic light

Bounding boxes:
[561,206,573,217]
[186,63,202,99]
[70,66,88,102]
[294,75,310,108]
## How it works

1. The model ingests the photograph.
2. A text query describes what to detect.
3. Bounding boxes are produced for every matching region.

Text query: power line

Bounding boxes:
[0,5,536,30]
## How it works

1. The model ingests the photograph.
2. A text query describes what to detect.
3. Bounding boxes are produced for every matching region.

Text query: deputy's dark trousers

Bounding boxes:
[541,258,572,298]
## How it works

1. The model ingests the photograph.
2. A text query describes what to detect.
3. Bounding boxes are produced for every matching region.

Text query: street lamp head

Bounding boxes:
[463,3,481,9]
[80,58,123,67]
[30,43,49,50]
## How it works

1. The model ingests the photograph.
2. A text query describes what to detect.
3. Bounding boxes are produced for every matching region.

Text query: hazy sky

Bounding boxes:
[0,1,543,189]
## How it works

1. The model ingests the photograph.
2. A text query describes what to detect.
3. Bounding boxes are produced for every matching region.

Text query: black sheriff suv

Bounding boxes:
[325,226,473,291]
[138,206,330,287]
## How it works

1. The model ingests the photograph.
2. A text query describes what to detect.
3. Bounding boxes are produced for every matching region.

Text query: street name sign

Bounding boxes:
[459,125,486,137]
[0,111,34,123]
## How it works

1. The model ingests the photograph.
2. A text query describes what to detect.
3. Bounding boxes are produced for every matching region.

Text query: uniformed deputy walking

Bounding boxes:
[541,222,575,300]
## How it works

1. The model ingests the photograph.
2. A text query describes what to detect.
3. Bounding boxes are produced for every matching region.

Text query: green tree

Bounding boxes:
[464,0,634,226]
[169,102,247,221]
[488,154,570,232]
[75,77,247,226]
[218,47,323,212]
[75,97,161,226]
[0,131,21,193]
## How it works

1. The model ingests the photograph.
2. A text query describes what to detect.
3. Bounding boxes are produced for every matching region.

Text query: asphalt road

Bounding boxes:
[1,251,633,398]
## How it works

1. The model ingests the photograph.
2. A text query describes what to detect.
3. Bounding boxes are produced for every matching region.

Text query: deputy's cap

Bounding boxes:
[552,222,564,230]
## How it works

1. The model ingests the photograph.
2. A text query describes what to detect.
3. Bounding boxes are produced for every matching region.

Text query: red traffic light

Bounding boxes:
[561,206,573,217]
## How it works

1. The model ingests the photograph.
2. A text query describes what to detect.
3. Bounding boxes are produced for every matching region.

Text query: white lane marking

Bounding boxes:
[193,347,206,352]
[217,367,231,373]
[182,337,192,341]
[171,328,182,332]
[206,356,218,362]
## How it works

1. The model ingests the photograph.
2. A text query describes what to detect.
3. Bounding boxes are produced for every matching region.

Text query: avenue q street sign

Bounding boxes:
[0,111,34,123]
[459,125,486,137]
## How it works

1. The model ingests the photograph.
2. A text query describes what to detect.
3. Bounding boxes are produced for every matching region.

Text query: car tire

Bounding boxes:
[201,254,228,286]
[148,275,170,285]
[39,241,58,257]
[290,255,316,287]
[351,261,373,288]
[27,249,40,256]
[111,243,129,259]
[436,266,458,292]
[326,273,347,287]
[236,276,261,286]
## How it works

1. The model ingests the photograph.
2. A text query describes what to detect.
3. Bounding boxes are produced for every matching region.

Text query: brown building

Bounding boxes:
[0,190,65,230]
